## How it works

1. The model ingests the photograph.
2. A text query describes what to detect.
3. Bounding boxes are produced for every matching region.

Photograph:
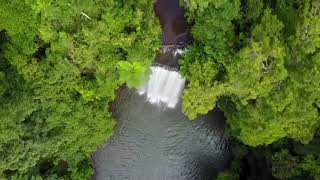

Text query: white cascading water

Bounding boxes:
[138,66,186,108]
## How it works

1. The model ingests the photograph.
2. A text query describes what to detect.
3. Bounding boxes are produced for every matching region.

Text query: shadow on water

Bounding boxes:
[93,89,230,180]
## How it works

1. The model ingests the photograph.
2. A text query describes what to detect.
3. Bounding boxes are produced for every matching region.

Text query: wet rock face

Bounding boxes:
[92,89,230,180]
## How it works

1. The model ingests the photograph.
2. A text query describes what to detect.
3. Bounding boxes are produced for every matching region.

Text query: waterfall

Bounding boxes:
[138,65,186,108]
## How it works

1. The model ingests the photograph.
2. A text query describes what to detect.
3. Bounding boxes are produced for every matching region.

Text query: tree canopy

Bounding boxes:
[182,0,320,179]
[0,0,319,179]
[0,0,160,178]
[181,0,320,147]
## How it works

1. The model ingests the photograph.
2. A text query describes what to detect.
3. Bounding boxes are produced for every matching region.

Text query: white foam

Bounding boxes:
[138,66,186,108]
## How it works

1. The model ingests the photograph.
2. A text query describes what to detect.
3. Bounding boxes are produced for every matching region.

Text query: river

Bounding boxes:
[92,0,230,179]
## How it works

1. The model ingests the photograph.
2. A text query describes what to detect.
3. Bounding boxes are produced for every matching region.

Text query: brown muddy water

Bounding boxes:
[154,0,191,68]
[155,0,190,46]
[92,0,230,179]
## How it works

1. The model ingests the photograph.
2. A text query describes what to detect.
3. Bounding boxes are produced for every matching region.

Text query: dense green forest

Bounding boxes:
[0,0,319,179]
[0,0,160,179]
[180,0,320,179]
